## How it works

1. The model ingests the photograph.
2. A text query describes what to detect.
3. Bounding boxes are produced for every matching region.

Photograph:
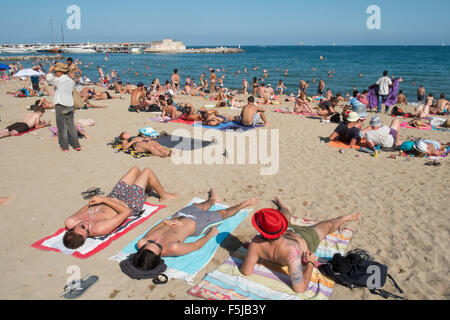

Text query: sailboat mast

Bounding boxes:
[61,24,65,47]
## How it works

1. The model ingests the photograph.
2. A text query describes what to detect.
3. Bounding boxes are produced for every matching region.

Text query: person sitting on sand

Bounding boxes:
[412,140,447,157]
[240,196,360,293]
[294,92,315,113]
[397,90,408,105]
[125,190,257,266]
[63,166,178,250]
[342,90,367,119]
[432,93,450,115]
[237,96,271,127]
[119,132,172,158]
[161,98,182,119]
[0,106,50,139]
[360,117,403,151]
[317,97,339,120]
[328,112,361,147]
[414,93,434,118]
[129,83,146,112]
[34,98,55,109]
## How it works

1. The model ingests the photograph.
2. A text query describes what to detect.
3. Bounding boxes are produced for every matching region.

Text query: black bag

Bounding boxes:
[330,113,341,123]
[392,106,405,116]
[319,252,406,300]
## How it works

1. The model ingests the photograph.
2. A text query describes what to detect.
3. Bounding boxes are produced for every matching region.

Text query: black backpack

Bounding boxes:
[319,250,406,300]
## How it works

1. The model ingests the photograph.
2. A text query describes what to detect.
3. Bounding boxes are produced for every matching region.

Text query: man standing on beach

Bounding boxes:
[67,58,82,83]
[375,71,393,114]
[318,79,325,96]
[171,69,181,95]
[210,69,217,93]
[97,66,104,86]
[46,63,81,152]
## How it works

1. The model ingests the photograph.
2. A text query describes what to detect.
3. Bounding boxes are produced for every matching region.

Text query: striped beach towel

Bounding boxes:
[188,217,353,300]
[109,198,251,284]
[31,203,165,259]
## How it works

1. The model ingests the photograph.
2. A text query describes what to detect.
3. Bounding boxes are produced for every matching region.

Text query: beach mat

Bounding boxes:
[400,122,432,130]
[154,134,215,150]
[12,127,43,137]
[193,121,263,131]
[327,141,361,150]
[188,217,353,300]
[31,203,165,259]
[109,198,251,284]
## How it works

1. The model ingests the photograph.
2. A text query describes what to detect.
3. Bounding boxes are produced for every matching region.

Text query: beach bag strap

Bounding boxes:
[387,273,404,294]
[369,289,407,300]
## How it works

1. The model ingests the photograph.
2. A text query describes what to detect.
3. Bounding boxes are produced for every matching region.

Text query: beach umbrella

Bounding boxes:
[13,68,44,77]
[0,63,10,70]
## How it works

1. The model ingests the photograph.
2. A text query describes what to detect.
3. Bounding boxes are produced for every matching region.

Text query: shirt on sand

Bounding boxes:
[46,74,74,107]
[334,123,361,144]
[365,126,394,148]
[376,76,392,96]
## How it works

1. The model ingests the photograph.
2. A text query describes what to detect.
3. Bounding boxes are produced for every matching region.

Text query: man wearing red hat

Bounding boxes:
[241,196,360,293]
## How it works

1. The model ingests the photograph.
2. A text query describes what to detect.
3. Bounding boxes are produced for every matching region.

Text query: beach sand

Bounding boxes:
[0,80,449,300]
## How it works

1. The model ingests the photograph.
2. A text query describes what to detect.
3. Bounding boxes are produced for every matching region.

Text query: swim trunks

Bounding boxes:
[107,181,149,216]
[7,122,30,134]
[287,225,321,253]
[172,205,223,237]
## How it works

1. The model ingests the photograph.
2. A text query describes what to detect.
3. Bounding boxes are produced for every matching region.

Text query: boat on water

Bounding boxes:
[130,47,143,54]
[62,44,97,54]
[34,45,62,53]
[2,45,37,54]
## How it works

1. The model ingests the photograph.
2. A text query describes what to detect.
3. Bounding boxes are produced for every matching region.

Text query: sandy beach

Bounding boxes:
[0,79,449,300]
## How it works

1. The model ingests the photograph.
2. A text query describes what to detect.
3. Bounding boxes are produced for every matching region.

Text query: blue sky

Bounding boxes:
[1,0,449,45]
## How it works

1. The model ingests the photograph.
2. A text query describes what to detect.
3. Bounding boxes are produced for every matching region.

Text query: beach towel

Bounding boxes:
[274,108,318,117]
[327,141,361,150]
[400,122,432,130]
[109,198,251,284]
[192,121,264,132]
[31,203,165,259]
[12,127,42,137]
[187,217,353,300]
[367,79,400,110]
[153,134,215,150]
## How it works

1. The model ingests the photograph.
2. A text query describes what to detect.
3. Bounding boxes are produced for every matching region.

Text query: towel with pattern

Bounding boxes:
[31,203,165,259]
[188,216,353,300]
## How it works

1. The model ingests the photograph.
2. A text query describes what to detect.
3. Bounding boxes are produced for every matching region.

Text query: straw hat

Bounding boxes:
[347,112,359,122]
[252,208,288,240]
[54,62,69,73]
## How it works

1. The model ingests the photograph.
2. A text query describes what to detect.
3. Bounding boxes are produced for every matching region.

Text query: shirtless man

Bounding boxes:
[120,132,171,158]
[397,90,408,105]
[63,167,178,250]
[93,90,120,100]
[127,190,257,266]
[161,98,182,119]
[237,96,271,127]
[67,58,82,82]
[171,69,181,95]
[240,196,360,293]
[417,85,426,104]
[0,106,50,139]
[97,66,104,84]
[129,83,146,112]
[433,93,450,114]
[210,69,217,93]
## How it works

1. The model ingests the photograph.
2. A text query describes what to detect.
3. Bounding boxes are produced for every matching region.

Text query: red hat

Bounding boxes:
[252,208,288,239]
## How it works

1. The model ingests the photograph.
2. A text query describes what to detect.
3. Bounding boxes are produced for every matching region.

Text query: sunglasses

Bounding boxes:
[143,239,163,255]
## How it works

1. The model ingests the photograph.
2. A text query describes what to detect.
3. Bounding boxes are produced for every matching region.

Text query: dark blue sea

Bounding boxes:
[3,46,450,101]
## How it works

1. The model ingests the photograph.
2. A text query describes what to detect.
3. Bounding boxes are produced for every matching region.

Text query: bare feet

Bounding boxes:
[0,195,14,206]
[159,192,179,203]
[273,195,292,215]
[339,212,361,231]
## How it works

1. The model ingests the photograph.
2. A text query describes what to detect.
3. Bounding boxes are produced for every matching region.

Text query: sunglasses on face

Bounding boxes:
[143,239,163,255]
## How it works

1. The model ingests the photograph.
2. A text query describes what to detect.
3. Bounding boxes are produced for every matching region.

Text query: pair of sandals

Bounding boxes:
[81,187,104,200]
[425,160,442,167]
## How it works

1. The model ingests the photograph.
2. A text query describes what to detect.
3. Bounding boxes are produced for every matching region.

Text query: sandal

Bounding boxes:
[61,275,99,299]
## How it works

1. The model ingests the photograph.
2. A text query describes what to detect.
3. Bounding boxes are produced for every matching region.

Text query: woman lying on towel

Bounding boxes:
[120,132,172,158]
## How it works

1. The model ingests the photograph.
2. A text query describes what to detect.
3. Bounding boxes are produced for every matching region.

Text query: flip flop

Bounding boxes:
[61,275,99,299]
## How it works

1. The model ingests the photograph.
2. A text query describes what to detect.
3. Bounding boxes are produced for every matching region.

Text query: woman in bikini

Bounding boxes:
[120,132,171,158]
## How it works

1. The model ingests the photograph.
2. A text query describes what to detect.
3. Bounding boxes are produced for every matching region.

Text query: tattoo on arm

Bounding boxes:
[289,247,304,284]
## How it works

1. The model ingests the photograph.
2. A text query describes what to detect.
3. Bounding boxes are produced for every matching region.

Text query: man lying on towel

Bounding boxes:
[63,167,178,250]
[120,190,258,274]
[0,106,50,139]
[240,196,360,293]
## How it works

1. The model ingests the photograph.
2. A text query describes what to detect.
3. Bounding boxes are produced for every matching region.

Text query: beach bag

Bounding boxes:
[330,113,341,123]
[73,88,84,110]
[392,106,405,116]
[400,141,415,152]
[319,251,406,300]
[139,127,159,138]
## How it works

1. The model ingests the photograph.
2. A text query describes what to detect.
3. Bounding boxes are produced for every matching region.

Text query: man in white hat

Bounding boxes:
[412,140,447,157]
[361,117,403,151]
[328,111,361,147]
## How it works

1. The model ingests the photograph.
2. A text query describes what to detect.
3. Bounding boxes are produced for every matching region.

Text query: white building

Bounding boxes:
[144,39,186,52]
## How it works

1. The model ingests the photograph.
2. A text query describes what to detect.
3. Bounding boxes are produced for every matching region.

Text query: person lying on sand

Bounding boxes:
[294,92,315,113]
[182,104,212,121]
[129,189,257,262]
[0,106,50,139]
[240,196,360,293]
[360,117,403,151]
[328,112,362,148]
[119,132,172,158]
[201,111,237,127]
[236,96,271,127]
[412,140,447,157]
[34,98,55,109]
[161,98,182,119]
[63,166,178,250]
